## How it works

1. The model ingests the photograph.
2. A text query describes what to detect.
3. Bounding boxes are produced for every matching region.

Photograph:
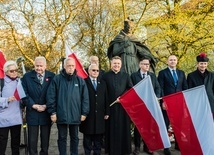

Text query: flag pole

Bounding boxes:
[110,100,118,107]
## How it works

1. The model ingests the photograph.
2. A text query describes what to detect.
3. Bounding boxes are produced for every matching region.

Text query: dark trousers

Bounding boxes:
[28,125,51,155]
[57,124,79,155]
[0,125,21,155]
[162,110,179,150]
[83,134,103,155]
[162,110,170,129]
[134,126,149,150]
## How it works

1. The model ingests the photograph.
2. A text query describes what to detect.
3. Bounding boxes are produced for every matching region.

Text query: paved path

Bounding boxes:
[6,124,181,155]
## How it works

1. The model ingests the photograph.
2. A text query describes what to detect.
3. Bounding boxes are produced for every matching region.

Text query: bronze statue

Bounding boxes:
[107,18,157,75]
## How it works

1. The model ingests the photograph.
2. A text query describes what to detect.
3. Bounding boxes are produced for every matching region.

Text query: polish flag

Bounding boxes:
[0,51,6,78]
[119,76,171,151]
[163,85,214,155]
[14,79,26,100]
[65,44,88,79]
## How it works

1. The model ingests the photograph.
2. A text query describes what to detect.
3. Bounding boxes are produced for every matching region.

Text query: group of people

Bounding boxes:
[0,52,213,155]
[1,18,214,155]
[131,53,214,155]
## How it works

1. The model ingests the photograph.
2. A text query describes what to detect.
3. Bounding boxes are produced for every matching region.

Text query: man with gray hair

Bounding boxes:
[22,56,55,155]
[80,63,109,155]
[47,57,89,155]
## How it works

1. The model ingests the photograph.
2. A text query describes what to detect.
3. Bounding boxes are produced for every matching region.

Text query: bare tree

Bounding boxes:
[0,0,86,72]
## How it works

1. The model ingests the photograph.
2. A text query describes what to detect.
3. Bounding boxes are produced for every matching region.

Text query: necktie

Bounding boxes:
[142,73,145,79]
[92,80,97,90]
[38,74,43,84]
[172,70,178,85]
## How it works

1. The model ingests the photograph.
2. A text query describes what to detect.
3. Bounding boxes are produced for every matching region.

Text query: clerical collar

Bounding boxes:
[112,70,120,74]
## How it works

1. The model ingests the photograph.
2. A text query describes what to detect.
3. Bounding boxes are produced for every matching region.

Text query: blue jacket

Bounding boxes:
[46,69,89,125]
[22,70,55,125]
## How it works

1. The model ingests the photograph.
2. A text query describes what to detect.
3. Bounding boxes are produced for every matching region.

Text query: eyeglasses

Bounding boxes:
[142,63,150,66]
[8,69,18,73]
[91,69,99,72]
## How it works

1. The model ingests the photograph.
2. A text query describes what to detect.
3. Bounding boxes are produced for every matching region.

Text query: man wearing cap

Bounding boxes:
[187,53,214,117]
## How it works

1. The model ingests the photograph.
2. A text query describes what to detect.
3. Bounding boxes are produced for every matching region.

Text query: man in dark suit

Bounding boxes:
[131,57,161,155]
[22,56,55,155]
[157,55,188,155]
[80,64,109,155]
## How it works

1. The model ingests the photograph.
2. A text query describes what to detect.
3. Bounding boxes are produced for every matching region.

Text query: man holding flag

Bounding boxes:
[131,57,161,154]
[102,56,133,155]
[118,70,171,155]
[158,55,188,154]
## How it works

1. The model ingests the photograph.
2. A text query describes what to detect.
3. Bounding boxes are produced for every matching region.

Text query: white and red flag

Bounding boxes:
[163,85,214,155]
[14,79,26,100]
[65,44,88,79]
[0,51,6,78]
[119,76,171,151]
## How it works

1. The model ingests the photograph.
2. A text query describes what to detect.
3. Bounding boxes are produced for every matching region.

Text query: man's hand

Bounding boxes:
[162,102,166,110]
[81,115,86,121]
[32,104,46,112]
[51,114,57,123]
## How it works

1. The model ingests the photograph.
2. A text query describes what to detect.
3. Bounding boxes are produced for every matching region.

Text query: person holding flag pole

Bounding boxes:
[102,56,133,155]
[131,57,161,154]
[0,60,26,155]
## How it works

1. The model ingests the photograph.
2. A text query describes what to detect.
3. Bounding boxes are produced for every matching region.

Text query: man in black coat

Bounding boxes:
[79,64,109,155]
[102,56,133,155]
[22,56,55,155]
[187,53,214,116]
[157,55,188,155]
[131,57,161,155]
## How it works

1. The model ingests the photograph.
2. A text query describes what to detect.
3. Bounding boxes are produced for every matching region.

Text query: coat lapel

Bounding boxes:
[31,71,40,84]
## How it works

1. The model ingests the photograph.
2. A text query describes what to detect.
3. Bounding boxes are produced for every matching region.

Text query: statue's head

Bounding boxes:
[123,17,134,34]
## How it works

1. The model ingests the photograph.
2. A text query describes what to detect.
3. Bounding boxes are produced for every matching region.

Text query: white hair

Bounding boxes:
[88,64,98,70]
[3,60,18,73]
[64,57,75,65]
[34,56,47,65]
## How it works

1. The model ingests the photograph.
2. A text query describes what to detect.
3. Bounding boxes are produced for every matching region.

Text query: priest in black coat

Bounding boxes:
[79,64,109,155]
[102,56,133,155]
[187,53,214,116]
